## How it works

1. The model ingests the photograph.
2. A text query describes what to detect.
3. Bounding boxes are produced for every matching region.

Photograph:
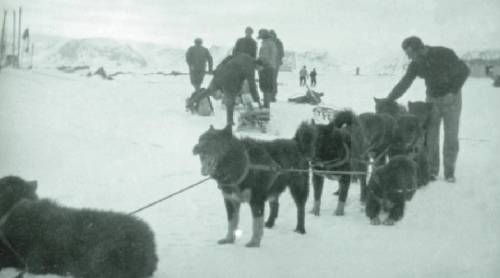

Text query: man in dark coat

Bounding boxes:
[186,38,213,91]
[187,54,264,126]
[270,30,284,100]
[232,27,257,58]
[386,36,470,183]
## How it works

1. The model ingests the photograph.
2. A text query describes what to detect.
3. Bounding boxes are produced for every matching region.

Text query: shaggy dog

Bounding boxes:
[408,101,433,135]
[375,99,430,187]
[0,176,157,278]
[308,110,396,216]
[374,98,430,187]
[374,97,407,117]
[365,155,417,225]
[407,101,433,186]
[193,123,316,247]
[306,120,352,216]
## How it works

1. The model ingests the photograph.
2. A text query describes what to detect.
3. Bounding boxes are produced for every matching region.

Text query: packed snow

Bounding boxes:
[0,64,499,278]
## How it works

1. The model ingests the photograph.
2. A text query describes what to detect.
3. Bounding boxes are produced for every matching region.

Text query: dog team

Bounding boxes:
[193,36,469,247]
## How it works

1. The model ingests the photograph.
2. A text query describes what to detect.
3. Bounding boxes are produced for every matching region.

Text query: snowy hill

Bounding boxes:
[46,38,147,69]
[28,35,500,77]
[29,36,343,73]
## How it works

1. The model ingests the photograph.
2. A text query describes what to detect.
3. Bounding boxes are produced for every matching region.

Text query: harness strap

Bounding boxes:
[0,200,29,277]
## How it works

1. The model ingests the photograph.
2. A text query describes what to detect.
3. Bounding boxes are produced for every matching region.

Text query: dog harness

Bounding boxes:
[216,150,281,201]
[0,199,29,278]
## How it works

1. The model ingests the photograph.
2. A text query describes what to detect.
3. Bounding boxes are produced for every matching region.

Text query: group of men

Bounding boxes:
[299,66,317,87]
[185,27,284,125]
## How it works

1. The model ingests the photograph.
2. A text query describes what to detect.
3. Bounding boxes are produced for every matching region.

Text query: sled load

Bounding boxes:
[186,88,214,116]
[236,90,270,133]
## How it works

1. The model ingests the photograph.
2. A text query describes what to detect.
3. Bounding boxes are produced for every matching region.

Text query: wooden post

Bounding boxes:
[0,10,7,71]
[17,7,21,68]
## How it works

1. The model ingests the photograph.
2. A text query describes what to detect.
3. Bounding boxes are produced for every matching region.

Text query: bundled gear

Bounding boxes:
[236,81,270,133]
[186,88,214,116]
[288,89,323,105]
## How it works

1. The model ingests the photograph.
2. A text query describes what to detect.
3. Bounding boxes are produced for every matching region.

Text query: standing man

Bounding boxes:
[386,36,470,183]
[232,26,257,58]
[299,66,308,86]
[310,68,317,87]
[269,30,284,101]
[186,38,213,91]
[257,29,278,107]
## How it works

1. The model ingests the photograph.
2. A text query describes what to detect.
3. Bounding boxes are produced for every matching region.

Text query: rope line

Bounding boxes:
[129,177,212,215]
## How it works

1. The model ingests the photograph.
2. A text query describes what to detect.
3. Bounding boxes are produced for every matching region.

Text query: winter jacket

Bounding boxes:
[299,68,308,77]
[210,54,260,102]
[274,38,284,65]
[389,46,470,99]
[232,37,257,58]
[258,38,278,69]
[186,45,213,72]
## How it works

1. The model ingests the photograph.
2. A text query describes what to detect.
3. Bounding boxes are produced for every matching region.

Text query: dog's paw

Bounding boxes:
[245,240,261,248]
[382,218,396,226]
[309,207,320,216]
[294,227,306,234]
[370,217,381,225]
[310,201,321,216]
[334,202,345,216]
[264,221,274,229]
[334,208,344,216]
[217,237,235,245]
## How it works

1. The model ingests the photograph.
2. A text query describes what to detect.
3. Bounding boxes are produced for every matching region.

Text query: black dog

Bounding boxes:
[375,99,430,187]
[307,110,397,216]
[306,119,352,216]
[193,123,316,247]
[408,101,433,136]
[374,97,407,117]
[0,176,157,278]
[365,155,417,225]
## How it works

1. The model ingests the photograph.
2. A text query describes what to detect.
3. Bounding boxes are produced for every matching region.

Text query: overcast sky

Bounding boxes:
[1,0,499,62]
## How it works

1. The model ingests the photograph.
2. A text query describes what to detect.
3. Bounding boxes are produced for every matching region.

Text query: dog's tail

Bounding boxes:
[294,121,318,160]
[332,109,357,129]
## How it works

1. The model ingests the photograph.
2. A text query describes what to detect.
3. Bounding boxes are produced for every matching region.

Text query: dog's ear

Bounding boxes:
[209,125,214,131]
[374,97,380,103]
[222,124,232,136]
[27,180,38,192]
[310,119,316,126]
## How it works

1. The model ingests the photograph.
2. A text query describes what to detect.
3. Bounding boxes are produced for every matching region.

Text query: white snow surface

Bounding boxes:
[0,68,499,278]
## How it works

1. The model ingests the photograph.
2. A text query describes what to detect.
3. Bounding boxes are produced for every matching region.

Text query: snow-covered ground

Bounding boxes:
[0,68,499,278]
